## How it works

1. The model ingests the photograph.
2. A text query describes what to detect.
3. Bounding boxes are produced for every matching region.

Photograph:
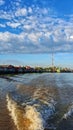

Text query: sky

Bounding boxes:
[0,0,73,67]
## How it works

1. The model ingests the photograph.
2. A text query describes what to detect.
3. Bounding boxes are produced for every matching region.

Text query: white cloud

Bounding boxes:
[0,23,6,27]
[0,10,14,20]
[0,1,73,53]
[23,24,32,30]
[0,0,5,5]
[7,22,20,28]
[28,7,32,13]
[0,32,10,42]
[15,8,27,16]
[28,33,41,43]
[70,36,73,39]
[0,27,73,54]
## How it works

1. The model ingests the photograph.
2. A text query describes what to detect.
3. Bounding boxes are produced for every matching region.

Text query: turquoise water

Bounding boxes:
[0,73,73,130]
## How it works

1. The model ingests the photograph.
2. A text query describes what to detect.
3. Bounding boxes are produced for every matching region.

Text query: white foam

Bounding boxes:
[6,94,44,130]
[63,104,73,119]
[6,88,56,130]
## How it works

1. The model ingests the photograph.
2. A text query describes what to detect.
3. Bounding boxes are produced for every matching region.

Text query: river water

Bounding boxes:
[0,73,73,130]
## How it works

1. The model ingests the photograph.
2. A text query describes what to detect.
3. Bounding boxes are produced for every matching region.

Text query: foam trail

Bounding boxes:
[6,93,44,130]
[6,87,57,130]
[63,104,73,119]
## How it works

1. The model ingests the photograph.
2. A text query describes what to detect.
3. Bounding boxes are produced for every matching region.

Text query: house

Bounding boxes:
[7,65,15,73]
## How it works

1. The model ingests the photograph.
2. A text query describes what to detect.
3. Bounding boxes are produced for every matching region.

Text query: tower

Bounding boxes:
[52,50,54,67]
[50,35,54,71]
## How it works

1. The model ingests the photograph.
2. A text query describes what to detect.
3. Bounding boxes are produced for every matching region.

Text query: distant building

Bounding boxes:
[56,68,60,73]
[25,66,31,70]
[7,65,15,72]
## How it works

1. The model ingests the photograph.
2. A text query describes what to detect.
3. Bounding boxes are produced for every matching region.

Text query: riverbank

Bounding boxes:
[0,65,73,74]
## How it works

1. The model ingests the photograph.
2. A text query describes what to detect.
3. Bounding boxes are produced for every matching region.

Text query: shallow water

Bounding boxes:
[0,73,73,130]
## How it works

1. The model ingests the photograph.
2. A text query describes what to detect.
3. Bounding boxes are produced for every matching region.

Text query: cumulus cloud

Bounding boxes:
[15,8,27,16]
[0,0,73,54]
[0,23,6,27]
[7,22,20,28]
[0,0,5,5]
[70,36,73,39]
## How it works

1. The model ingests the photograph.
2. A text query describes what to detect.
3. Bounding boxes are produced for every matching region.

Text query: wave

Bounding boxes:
[6,89,56,130]
[6,93,44,130]
[57,104,73,130]
[63,104,73,119]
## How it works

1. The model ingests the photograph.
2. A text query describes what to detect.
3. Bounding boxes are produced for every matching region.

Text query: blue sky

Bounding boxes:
[0,53,73,68]
[0,0,73,67]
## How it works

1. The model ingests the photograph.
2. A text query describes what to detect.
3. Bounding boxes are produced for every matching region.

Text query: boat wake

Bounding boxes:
[6,87,57,130]
[63,104,73,119]
[57,103,73,130]
[6,86,73,130]
[7,93,44,130]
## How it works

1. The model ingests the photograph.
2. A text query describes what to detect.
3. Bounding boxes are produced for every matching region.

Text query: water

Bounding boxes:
[0,73,73,130]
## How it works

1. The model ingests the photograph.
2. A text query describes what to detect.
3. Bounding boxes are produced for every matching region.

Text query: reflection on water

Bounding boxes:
[0,73,73,130]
